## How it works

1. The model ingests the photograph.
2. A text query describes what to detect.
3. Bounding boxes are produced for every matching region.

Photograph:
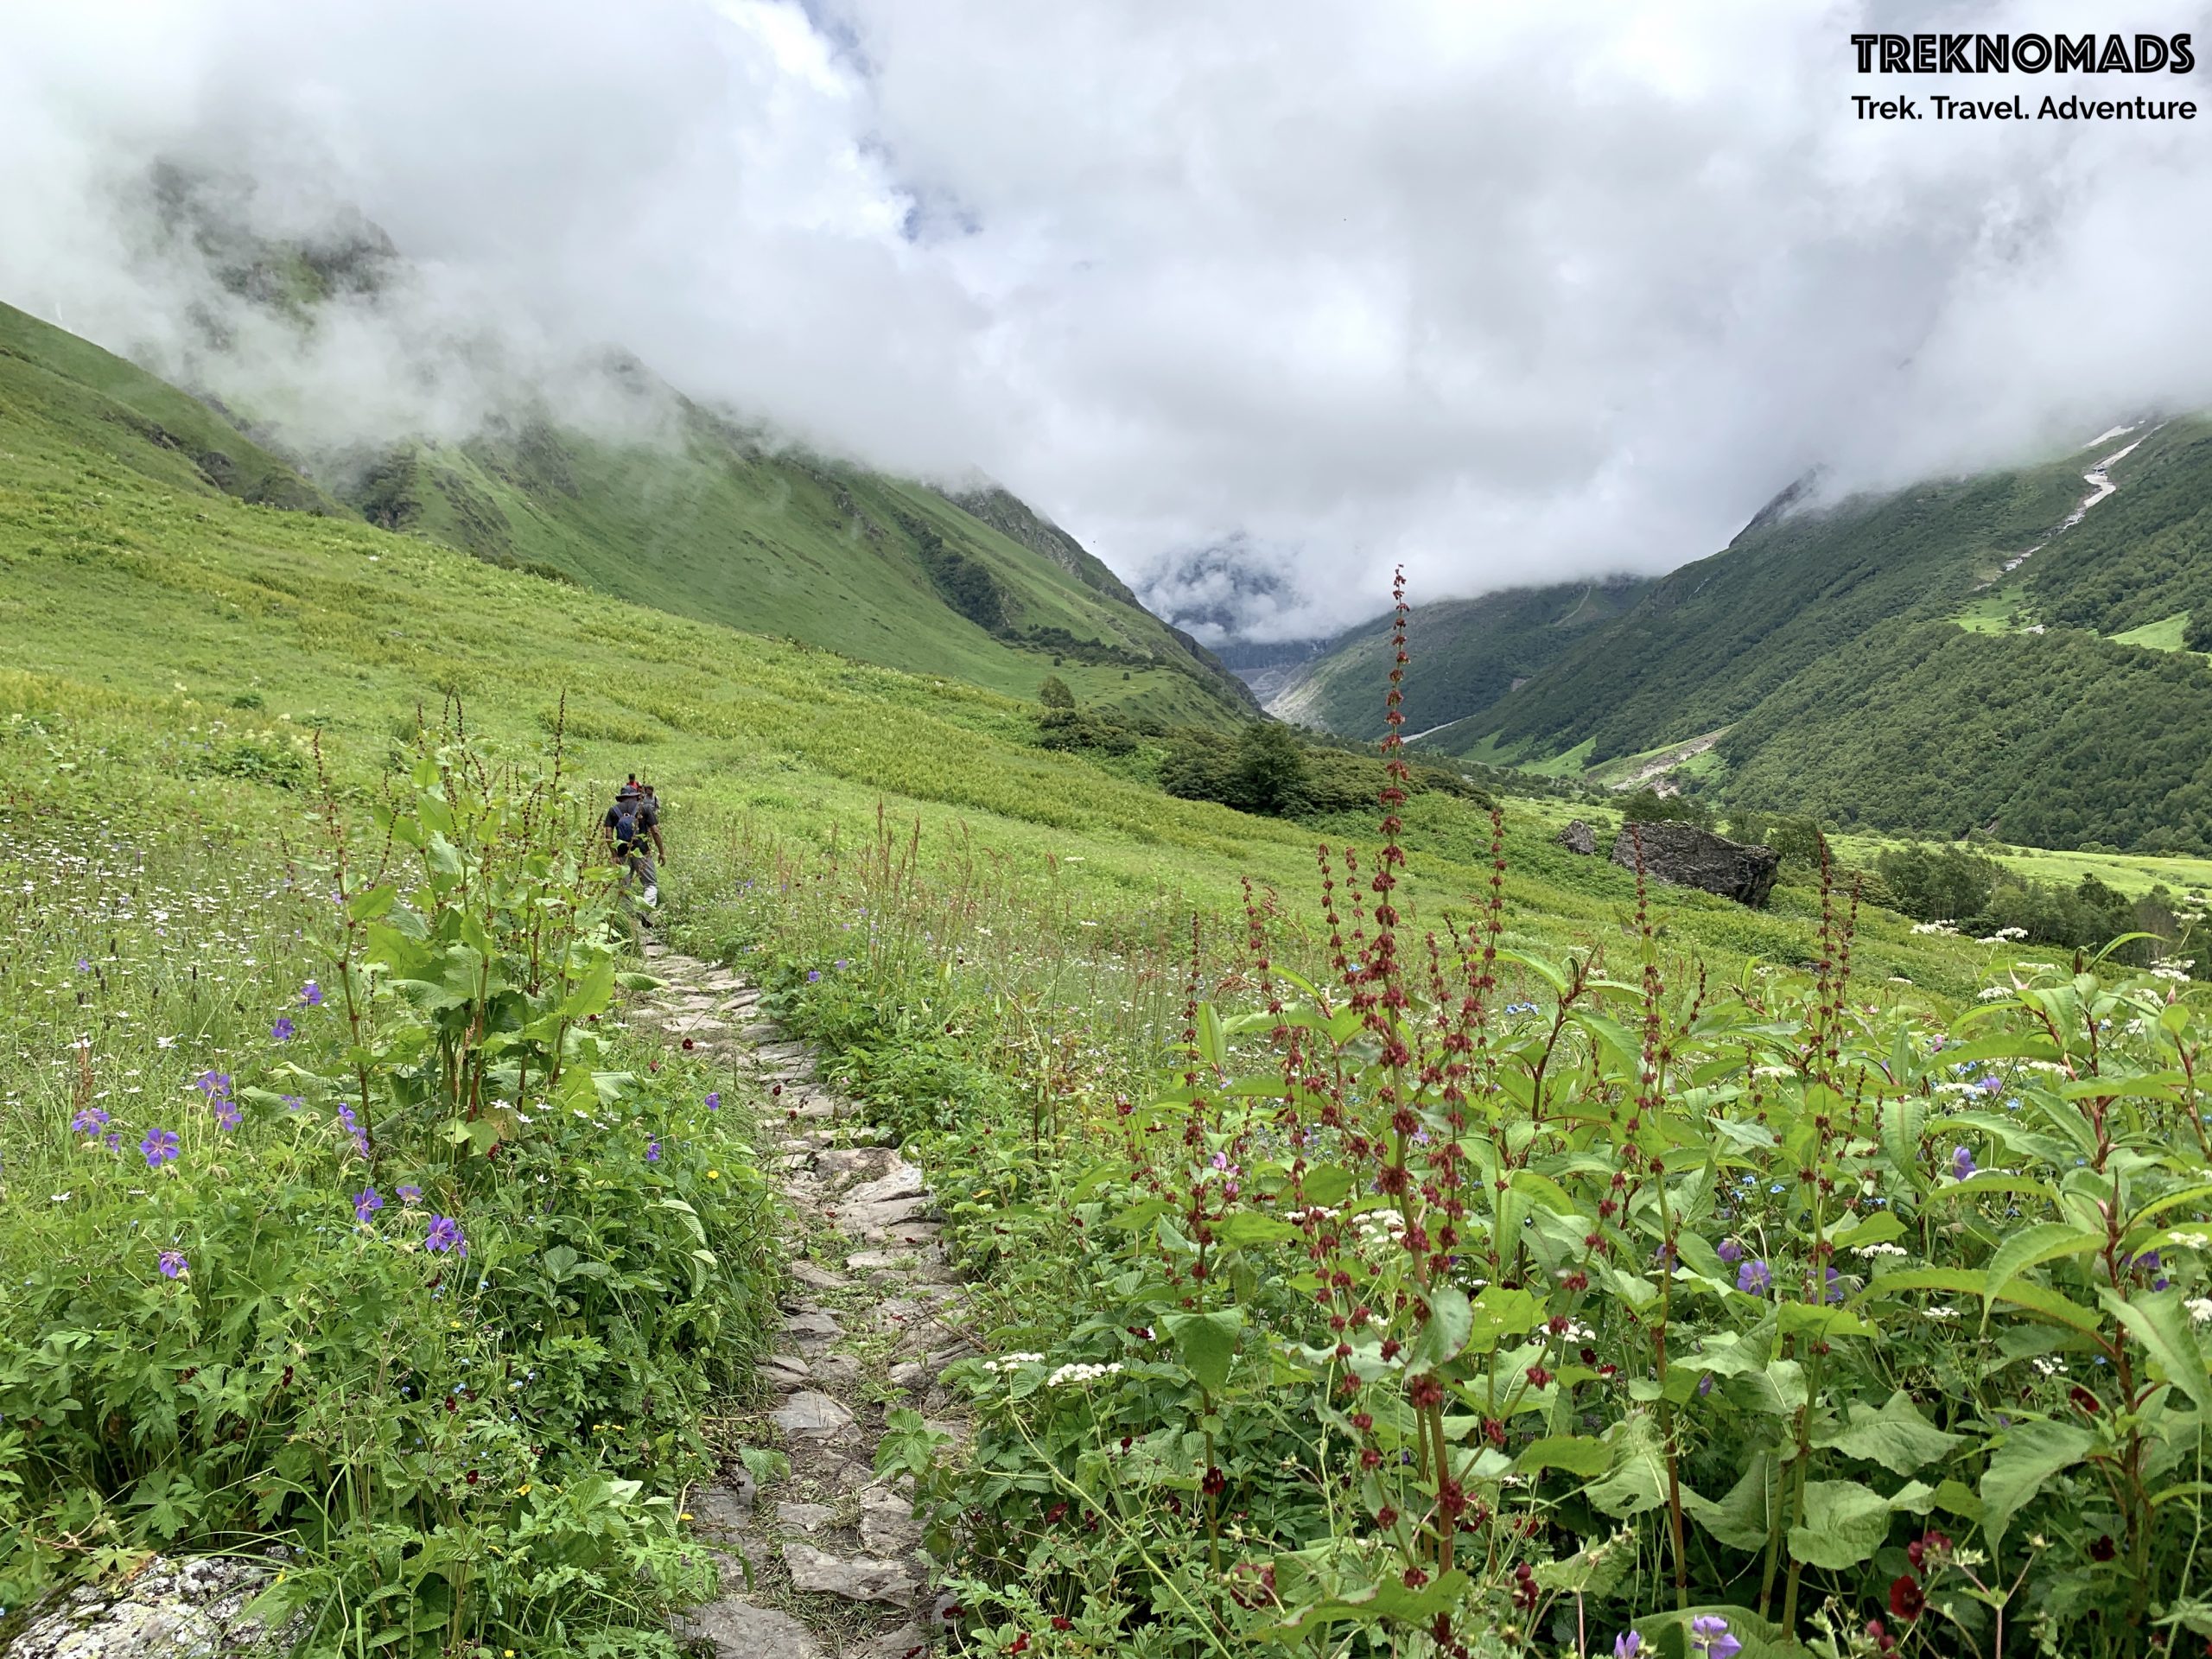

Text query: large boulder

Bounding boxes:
[1611,820,1779,908]
[1556,819,1598,855]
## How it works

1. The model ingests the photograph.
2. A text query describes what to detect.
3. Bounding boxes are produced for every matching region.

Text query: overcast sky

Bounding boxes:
[3,0,2209,639]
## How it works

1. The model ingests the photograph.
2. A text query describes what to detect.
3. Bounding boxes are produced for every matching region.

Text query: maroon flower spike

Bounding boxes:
[1889,1575,1926,1621]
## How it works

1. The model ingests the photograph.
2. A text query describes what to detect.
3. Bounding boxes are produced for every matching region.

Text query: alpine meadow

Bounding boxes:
[7,11,2212,1659]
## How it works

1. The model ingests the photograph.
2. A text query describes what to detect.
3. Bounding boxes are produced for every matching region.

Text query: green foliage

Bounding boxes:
[1619,787,1713,828]
[1037,674,1075,710]
[0,741,777,1651]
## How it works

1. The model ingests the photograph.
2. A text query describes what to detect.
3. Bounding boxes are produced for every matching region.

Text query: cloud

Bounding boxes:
[3,0,2209,639]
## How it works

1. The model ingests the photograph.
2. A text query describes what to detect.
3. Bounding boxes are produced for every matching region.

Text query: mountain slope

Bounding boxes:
[1266,576,1651,739]
[3,204,1255,728]
[1294,418,2212,854]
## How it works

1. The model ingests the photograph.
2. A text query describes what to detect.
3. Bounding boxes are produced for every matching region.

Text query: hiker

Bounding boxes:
[602,782,666,906]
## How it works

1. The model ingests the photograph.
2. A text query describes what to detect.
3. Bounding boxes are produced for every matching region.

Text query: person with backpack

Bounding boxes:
[602,782,666,906]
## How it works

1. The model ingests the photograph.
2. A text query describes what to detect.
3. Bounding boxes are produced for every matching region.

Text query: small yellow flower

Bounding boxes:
[679,1511,693,1522]
[707,1169,720,1180]
[516,1483,532,1496]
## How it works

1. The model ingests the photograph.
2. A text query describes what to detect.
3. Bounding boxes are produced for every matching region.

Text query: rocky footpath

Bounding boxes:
[634,944,971,1659]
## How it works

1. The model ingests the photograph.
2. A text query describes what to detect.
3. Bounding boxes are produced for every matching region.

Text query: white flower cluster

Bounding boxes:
[1853,1243,1910,1259]
[2150,965,2194,984]
[1925,1305,1962,1320]
[2186,1298,2212,1327]
[2166,1231,2212,1249]
[1912,920,1961,937]
[981,1352,1046,1375]
[1285,1206,1340,1224]
[2033,1357,2065,1377]
[1977,986,2014,1001]
[1047,1362,1124,1387]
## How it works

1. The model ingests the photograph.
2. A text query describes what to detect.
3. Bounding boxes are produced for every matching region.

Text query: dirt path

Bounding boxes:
[633,943,972,1659]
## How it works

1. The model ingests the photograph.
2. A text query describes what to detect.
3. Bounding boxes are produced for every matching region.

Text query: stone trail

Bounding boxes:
[639,944,971,1659]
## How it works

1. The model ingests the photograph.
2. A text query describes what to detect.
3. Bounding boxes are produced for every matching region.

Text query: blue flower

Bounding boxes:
[353,1187,384,1224]
[397,1184,423,1205]
[1738,1259,1772,1295]
[1614,1634,1643,1658]
[425,1216,466,1255]
[1952,1146,1977,1180]
[703,1091,721,1111]
[270,1016,296,1043]
[142,1128,181,1168]
[806,969,822,983]
[1690,1616,1741,1659]
[71,1105,111,1135]
[300,981,324,1007]
[1716,1237,1743,1265]
[157,1250,188,1280]
[646,1138,662,1164]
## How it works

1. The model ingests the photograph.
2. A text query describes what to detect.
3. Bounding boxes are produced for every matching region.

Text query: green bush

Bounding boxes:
[0,740,776,1652]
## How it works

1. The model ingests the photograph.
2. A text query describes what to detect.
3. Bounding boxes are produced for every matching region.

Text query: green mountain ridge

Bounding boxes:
[1277,418,2212,853]
[3,182,1256,728]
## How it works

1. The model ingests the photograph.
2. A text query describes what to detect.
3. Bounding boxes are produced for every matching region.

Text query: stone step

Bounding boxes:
[781,1542,918,1605]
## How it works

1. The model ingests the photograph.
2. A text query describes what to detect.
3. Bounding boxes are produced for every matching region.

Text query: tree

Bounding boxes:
[1233,721,1310,817]
[1038,675,1075,710]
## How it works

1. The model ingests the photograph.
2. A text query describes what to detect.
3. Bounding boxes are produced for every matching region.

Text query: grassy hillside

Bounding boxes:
[1316,420,2212,855]
[0,287,1255,730]
[1265,576,1649,740]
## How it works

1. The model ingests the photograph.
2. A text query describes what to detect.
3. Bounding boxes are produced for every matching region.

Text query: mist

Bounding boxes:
[3,0,2209,640]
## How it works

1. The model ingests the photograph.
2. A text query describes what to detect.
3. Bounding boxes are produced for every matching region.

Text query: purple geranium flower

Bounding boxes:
[300,981,324,1007]
[1952,1145,1977,1180]
[337,1103,369,1156]
[270,1016,296,1042]
[703,1090,721,1111]
[72,1105,111,1135]
[353,1186,384,1224]
[806,969,822,983]
[280,1094,302,1112]
[424,1215,466,1255]
[1614,1634,1643,1658]
[142,1127,181,1168]
[1825,1265,1846,1305]
[213,1097,242,1131]
[1737,1259,1772,1295]
[1690,1616,1741,1659]
[195,1070,232,1099]
[157,1249,188,1280]
[1716,1237,1743,1265]
[397,1184,423,1205]
[646,1138,662,1164]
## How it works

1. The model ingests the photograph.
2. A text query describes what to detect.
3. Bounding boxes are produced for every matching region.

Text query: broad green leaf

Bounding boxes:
[1830,1211,1905,1251]
[1584,1415,1669,1517]
[2102,1289,2212,1415]
[1163,1309,1243,1395]
[1789,1478,1893,1569]
[1681,1452,1777,1552]
[1981,1224,2104,1329]
[1404,1285,1473,1373]
[1777,1302,1877,1342]
[1815,1390,1963,1476]
[1980,1420,2096,1548]
[1514,1435,1611,1478]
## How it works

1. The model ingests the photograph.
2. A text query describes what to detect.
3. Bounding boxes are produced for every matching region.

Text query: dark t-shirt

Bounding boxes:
[604,800,658,852]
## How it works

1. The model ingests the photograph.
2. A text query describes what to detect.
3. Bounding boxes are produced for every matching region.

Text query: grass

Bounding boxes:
[2110,610,2197,653]
[1950,582,2034,634]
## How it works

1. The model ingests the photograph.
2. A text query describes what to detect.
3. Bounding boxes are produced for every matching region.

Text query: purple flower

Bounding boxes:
[1614,1635,1643,1658]
[1697,1373,1714,1397]
[300,981,324,1007]
[77,957,92,973]
[1690,1616,1741,1659]
[353,1186,384,1223]
[397,1184,423,1205]
[195,1070,232,1098]
[72,1105,111,1135]
[646,1138,662,1163]
[1979,1074,2002,1093]
[157,1249,188,1280]
[703,1091,721,1111]
[270,1016,296,1043]
[1716,1237,1743,1265]
[103,1130,120,1151]
[1738,1259,1772,1295]
[806,969,822,983]
[1825,1266,1846,1305]
[337,1103,369,1156]
[280,1094,302,1111]
[1952,1146,1977,1181]
[424,1215,466,1255]
[142,1127,181,1168]
[213,1098,242,1132]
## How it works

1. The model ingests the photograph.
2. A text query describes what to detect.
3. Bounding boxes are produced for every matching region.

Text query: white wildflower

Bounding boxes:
[2186,1299,2212,1327]
[1853,1243,1909,1259]
[2032,1357,2064,1377]
[981,1352,1046,1375]
[1046,1361,1123,1388]
[1925,1305,1961,1320]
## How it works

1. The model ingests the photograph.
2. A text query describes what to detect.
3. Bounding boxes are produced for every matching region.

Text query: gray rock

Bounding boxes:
[775,1501,836,1534]
[787,1261,849,1291]
[887,1361,929,1391]
[771,1390,856,1438]
[671,1597,823,1659]
[1610,820,1779,908]
[693,1472,756,1532]
[1556,818,1599,855]
[846,1164,926,1206]
[847,1249,922,1274]
[4,1554,305,1659]
[859,1487,924,1560]
[857,1625,928,1659]
[811,1354,863,1390]
[780,1543,918,1605]
[780,1309,845,1345]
